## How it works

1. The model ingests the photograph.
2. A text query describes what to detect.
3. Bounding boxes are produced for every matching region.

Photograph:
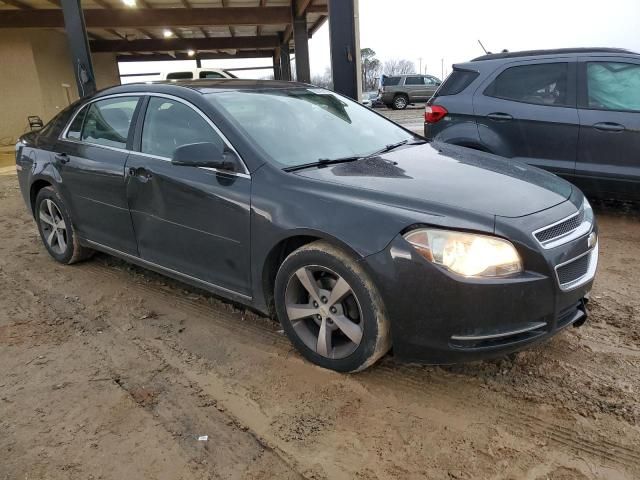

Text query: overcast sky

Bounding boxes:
[119,0,640,83]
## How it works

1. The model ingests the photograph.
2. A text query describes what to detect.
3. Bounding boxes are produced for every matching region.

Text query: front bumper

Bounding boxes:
[363,210,597,364]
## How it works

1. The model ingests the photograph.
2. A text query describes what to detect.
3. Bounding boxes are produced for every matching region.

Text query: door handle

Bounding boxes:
[593,122,625,132]
[129,167,152,181]
[54,153,70,164]
[487,112,513,121]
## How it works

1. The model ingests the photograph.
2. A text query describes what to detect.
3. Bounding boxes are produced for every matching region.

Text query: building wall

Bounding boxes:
[0,31,44,146]
[0,29,120,145]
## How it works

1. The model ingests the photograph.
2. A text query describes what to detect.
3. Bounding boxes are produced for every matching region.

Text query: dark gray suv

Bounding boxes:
[424,48,640,200]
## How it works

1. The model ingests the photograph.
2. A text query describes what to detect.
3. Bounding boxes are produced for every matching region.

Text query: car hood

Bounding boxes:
[294,142,572,218]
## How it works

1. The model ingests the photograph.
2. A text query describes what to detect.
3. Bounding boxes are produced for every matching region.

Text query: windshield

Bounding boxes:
[206,88,414,168]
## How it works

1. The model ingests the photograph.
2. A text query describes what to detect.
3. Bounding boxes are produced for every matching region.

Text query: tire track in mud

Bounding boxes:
[78,259,640,475]
[81,262,289,349]
[370,364,640,472]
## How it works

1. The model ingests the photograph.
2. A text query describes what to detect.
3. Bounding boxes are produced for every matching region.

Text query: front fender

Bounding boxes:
[249,164,495,312]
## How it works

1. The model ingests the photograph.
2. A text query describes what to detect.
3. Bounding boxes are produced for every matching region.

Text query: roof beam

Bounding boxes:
[1,0,34,8]
[0,7,298,28]
[117,50,280,62]
[306,4,326,13]
[91,35,281,52]
[296,0,313,17]
[309,15,327,37]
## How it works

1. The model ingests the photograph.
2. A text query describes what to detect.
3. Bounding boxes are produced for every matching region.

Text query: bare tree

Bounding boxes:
[361,48,382,91]
[310,67,333,89]
[383,59,417,76]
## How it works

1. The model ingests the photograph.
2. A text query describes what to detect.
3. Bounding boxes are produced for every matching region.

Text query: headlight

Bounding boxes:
[403,228,523,277]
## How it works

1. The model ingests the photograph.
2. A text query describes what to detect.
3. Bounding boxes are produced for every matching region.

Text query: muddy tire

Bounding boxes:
[274,241,391,372]
[34,186,93,264]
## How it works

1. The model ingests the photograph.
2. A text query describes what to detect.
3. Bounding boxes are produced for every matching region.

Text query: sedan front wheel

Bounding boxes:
[274,241,391,372]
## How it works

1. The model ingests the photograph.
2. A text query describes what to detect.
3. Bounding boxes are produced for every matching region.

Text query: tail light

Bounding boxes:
[425,105,448,123]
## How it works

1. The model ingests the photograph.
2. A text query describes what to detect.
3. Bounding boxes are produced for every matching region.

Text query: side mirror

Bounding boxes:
[171,142,240,172]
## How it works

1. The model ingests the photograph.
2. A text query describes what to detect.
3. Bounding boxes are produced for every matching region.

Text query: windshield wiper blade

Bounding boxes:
[376,139,409,155]
[283,155,362,172]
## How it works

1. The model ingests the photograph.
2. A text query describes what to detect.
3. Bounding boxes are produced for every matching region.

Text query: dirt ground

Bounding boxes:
[1,156,640,478]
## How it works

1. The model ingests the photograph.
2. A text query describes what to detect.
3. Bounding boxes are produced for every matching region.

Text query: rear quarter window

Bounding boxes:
[436,69,479,96]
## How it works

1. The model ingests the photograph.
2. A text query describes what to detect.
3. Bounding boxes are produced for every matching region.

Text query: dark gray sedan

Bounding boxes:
[16,80,598,372]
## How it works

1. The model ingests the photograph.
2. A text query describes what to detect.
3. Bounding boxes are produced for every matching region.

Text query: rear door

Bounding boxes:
[125,95,252,297]
[53,95,142,255]
[474,59,579,176]
[575,57,640,199]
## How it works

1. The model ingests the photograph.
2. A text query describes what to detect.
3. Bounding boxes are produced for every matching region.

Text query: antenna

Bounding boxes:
[478,40,489,55]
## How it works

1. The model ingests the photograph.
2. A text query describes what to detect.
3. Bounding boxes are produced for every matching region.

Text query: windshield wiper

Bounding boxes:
[373,138,426,156]
[283,156,362,172]
[283,138,426,172]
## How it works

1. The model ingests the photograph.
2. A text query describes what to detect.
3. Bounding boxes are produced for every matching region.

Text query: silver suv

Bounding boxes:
[380,74,442,110]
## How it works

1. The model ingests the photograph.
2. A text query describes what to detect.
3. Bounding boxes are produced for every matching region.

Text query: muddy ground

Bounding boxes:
[1,156,640,479]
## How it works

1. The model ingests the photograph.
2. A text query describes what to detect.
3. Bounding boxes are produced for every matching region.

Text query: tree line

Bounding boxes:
[310,48,416,91]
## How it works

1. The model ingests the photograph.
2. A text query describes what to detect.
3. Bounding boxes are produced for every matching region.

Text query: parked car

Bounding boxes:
[162,67,237,80]
[380,74,441,109]
[361,91,384,109]
[16,80,597,372]
[424,48,640,201]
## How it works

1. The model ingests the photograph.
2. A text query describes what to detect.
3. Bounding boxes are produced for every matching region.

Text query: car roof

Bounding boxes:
[97,79,313,97]
[471,47,637,62]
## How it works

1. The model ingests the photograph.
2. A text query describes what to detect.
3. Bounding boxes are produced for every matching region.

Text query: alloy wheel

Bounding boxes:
[394,96,407,109]
[284,265,364,359]
[39,199,68,255]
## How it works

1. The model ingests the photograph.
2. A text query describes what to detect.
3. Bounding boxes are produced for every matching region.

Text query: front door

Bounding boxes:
[475,60,579,177]
[53,96,141,255]
[125,96,252,297]
[575,57,640,199]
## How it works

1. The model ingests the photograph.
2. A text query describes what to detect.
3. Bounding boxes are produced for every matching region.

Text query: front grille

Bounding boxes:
[535,210,584,244]
[557,252,591,286]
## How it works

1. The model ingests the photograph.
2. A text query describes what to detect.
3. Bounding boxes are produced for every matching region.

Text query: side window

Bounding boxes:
[382,76,401,86]
[166,71,194,80]
[485,63,569,106]
[81,97,139,149]
[437,70,479,96]
[586,62,640,112]
[405,76,425,85]
[199,71,225,79]
[66,106,88,140]
[141,97,225,159]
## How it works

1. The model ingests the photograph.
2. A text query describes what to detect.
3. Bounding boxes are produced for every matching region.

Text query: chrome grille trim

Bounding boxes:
[554,242,599,291]
[532,208,592,249]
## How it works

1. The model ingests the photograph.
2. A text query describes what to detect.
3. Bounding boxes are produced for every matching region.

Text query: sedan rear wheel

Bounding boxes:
[35,186,93,264]
[275,241,391,372]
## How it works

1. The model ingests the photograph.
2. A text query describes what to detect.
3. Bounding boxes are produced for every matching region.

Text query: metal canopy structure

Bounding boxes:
[0,0,362,97]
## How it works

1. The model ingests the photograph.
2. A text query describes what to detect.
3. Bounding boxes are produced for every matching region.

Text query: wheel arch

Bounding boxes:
[260,231,363,316]
[29,179,53,216]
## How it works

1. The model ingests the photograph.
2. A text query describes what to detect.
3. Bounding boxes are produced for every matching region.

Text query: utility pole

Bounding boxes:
[441,58,444,80]
[418,57,422,74]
